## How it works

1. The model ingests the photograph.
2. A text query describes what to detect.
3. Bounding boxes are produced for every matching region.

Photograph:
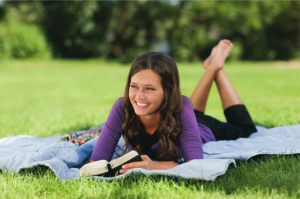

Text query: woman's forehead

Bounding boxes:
[131,69,161,86]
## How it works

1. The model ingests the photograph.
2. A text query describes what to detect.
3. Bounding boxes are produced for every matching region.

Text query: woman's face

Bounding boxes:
[129,69,164,118]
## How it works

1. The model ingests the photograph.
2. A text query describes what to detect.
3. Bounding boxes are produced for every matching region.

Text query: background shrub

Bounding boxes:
[0,22,51,59]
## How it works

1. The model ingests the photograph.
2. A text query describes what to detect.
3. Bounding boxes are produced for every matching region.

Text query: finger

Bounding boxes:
[119,169,131,174]
[119,163,142,173]
[122,161,147,169]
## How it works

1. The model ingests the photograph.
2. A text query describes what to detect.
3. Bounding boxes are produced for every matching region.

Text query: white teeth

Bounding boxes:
[137,102,149,107]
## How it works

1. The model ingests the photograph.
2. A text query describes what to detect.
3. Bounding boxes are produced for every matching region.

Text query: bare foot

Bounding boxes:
[203,40,233,73]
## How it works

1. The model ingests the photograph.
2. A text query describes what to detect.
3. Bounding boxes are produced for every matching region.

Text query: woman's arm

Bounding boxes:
[179,96,204,161]
[120,156,196,173]
[90,98,126,162]
[119,155,178,173]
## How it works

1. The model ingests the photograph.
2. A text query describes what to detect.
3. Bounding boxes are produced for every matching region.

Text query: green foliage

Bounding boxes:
[0,4,4,19]
[0,22,51,59]
[0,1,298,61]
[110,1,173,62]
[168,1,299,61]
[228,41,243,60]
[40,1,113,58]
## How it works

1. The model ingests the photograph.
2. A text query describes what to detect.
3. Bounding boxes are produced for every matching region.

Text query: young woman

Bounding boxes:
[90,40,257,174]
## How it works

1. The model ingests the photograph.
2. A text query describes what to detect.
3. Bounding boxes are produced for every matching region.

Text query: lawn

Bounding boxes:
[0,59,299,199]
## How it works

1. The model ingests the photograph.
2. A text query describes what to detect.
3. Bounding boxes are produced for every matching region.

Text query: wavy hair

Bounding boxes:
[121,52,183,162]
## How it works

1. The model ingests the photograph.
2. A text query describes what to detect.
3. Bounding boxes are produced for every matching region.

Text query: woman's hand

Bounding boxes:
[119,155,156,174]
[119,155,179,174]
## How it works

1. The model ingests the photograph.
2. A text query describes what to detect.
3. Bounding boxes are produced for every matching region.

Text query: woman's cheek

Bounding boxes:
[129,90,135,100]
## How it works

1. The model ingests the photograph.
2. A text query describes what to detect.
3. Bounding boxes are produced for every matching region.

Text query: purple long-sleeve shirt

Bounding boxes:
[91,96,216,162]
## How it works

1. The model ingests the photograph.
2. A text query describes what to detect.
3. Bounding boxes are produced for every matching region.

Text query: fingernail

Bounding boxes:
[119,170,123,173]
[122,165,125,168]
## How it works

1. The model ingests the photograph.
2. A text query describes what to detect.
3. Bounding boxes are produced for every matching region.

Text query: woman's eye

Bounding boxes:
[130,85,137,89]
[146,87,155,90]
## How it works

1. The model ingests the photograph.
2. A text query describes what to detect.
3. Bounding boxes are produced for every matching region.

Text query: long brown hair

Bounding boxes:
[121,52,183,162]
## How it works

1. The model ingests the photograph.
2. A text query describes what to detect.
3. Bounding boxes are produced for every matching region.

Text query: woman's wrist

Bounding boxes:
[153,161,178,170]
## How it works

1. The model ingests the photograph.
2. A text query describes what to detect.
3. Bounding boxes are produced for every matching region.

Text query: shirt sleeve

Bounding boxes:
[179,96,204,161]
[90,98,125,161]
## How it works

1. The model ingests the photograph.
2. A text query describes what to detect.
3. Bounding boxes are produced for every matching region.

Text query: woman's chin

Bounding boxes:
[133,105,150,116]
[134,110,147,116]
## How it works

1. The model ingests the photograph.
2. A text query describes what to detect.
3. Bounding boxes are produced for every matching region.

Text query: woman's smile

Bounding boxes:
[135,101,150,107]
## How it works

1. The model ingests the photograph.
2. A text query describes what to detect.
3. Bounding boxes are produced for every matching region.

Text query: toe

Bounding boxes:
[220,40,232,47]
[222,39,231,43]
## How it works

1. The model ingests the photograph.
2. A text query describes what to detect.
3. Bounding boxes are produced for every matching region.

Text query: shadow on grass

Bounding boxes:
[246,153,300,162]
[116,155,300,197]
[19,166,58,179]
[205,155,300,197]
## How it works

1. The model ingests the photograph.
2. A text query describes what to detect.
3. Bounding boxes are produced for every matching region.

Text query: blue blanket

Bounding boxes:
[0,125,299,181]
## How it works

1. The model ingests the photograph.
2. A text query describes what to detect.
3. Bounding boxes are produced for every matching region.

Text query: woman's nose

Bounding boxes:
[136,89,146,99]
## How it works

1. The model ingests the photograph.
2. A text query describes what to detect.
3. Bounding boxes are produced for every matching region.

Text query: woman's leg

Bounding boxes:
[190,39,233,112]
[189,66,217,113]
[191,40,257,140]
[215,69,243,110]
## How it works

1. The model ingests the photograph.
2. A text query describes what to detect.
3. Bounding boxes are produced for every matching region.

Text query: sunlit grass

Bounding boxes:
[0,59,299,198]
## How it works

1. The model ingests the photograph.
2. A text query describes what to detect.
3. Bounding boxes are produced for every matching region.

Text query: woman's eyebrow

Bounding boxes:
[130,82,156,87]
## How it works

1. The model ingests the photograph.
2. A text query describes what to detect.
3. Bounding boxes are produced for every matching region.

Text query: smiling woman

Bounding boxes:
[88,40,257,174]
[121,52,185,163]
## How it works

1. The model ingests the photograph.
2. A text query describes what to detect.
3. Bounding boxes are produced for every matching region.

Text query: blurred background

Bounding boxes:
[0,1,299,62]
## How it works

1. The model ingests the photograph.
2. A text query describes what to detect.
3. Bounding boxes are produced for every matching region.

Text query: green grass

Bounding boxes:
[0,59,299,198]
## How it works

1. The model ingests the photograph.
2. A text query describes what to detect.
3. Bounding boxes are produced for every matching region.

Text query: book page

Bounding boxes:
[110,151,139,169]
[79,160,109,176]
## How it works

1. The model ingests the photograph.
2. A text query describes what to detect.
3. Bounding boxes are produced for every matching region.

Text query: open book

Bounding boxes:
[80,150,142,177]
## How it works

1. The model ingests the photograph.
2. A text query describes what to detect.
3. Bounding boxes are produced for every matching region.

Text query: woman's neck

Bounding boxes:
[139,113,161,135]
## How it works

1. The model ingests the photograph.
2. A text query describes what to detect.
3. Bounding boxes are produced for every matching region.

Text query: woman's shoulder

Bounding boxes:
[112,97,124,110]
[115,97,124,104]
[181,95,190,102]
[107,97,126,122]
[178,95,194,119]
[181,95,192,107]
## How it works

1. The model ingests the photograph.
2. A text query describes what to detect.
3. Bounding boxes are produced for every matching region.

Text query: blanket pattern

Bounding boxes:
[58,123,105,145]
[0,125,299,181]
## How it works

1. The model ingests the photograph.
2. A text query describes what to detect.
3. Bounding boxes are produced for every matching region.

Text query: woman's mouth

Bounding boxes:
[136,101,150,107]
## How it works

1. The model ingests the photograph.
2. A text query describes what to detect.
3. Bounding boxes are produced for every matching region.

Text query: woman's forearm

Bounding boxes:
[153,161,178,170]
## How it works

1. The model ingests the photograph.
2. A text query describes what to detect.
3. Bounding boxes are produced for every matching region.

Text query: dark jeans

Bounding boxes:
[194,105,257,141]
